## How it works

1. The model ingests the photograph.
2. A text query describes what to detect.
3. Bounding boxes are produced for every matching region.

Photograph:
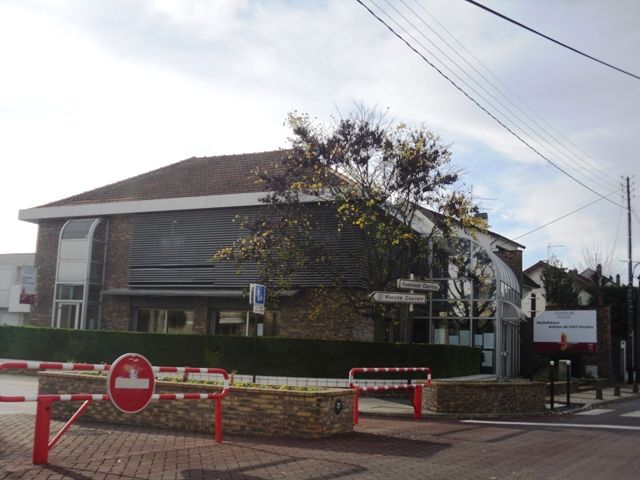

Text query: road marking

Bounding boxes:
[576,409,614,416]
[621,410,640,418]
[461,420,640,431]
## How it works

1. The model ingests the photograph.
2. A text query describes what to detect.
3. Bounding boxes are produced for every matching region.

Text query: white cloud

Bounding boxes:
[0,0,638,281]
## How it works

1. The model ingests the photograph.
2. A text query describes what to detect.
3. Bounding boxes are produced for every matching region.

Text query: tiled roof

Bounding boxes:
[42,150,289,207]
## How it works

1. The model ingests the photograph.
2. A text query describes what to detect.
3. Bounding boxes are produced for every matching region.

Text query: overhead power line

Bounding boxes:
[356,0,624,208]
[463,0,640,81]
[387,0,620,193]
[513,190,619,240]
[407,0,621,189]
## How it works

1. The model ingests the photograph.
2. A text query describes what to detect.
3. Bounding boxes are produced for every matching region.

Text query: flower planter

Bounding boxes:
[38,372,354,438]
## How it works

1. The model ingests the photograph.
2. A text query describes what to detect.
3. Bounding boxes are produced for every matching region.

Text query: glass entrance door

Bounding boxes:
[56,302,81,329]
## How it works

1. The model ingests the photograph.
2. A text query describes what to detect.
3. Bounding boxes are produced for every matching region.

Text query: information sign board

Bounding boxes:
[533,310,597,353]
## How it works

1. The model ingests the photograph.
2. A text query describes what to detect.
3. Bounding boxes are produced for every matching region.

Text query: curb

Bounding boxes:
[359,392,640,421]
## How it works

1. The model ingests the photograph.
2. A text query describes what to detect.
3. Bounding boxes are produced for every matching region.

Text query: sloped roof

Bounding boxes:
[524,260,594,289]
[42,150,289,207]
[522,273,540,289]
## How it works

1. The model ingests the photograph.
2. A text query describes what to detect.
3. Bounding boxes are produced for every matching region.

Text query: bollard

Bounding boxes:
[634,369,639,394]
[595,388,603,400]
[614,385,621,396]
[560,360,572,408]
[549,361,555,411]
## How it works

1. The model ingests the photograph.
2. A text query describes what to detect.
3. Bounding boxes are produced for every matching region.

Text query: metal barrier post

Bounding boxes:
[215,398,223,443]
[353,390,360,425]
[565,360,571,407]
[33,398,53,465]
[349,367,430,425]
[549,361,555,411]
[413,385,423,419]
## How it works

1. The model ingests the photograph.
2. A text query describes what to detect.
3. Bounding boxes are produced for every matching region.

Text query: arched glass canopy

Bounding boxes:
[412,232,523,377]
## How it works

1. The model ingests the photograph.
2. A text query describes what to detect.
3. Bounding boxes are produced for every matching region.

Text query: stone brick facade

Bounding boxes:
[278,289,373,342]
[495,247,523,290]
[40,372,354,438]
[101,216,132,330]
[425,380,546,414]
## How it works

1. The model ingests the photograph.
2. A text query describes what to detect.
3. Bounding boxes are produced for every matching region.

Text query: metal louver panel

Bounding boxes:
[128,206,368,289]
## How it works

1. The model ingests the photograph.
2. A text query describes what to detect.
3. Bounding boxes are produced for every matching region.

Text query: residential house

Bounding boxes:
[0,253,35,325]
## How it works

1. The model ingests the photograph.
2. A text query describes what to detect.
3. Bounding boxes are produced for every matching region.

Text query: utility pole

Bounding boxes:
[626,176,634,382]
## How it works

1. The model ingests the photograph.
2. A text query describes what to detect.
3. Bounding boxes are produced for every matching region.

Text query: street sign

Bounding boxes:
[250,283,266,315]
[396,279,440,292]
[107,353,155,413]
[370,292,428,304]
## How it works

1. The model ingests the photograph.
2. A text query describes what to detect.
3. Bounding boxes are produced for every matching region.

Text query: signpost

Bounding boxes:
[370,292,428,304]
[107,353,155,413]
[396,279,440,292]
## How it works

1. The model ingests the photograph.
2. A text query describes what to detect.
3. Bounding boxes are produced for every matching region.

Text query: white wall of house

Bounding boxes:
[522,264,592,318]
[0,253,35,326]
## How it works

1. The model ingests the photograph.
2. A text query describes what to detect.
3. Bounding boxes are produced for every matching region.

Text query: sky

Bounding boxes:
[1,0,639,282]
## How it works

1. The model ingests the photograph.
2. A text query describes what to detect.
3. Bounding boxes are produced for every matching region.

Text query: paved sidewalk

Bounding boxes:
[548,384,640,412]
[2,411,639,479]
[358,384,640,417]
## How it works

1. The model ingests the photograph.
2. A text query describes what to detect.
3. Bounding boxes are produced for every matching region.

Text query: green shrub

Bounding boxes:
[0,326,480,379]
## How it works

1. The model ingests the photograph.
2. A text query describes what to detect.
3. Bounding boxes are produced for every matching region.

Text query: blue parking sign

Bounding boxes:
[250,283,266,315]
[255,284,266,305]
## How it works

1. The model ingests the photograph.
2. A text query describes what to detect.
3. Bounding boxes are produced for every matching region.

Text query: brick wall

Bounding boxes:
[27,219,66,327]
[495,248,523,290]
[278,289,373,341]
[425,380,545,414]
[101,216,132,330]
[40,372,354,438]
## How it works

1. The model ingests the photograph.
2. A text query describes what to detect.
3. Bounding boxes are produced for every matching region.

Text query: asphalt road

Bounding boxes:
[0,374,36,415]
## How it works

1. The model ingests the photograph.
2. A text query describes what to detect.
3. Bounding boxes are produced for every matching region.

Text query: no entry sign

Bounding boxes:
[107,353,155,413]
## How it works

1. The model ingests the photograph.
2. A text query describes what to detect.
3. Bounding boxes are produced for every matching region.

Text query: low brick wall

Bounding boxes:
[39,372,354,438]
[425,381,546,414]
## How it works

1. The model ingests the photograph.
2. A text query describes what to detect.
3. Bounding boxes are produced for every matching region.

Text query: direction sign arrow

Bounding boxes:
[396,279,441,292]
[370,292,428,304]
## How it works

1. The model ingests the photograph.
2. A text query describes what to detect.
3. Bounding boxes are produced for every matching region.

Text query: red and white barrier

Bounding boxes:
[0,358,229,465]
[348,367,431,425]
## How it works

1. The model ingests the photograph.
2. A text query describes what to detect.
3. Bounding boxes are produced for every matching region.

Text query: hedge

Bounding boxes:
[0,326,480,379]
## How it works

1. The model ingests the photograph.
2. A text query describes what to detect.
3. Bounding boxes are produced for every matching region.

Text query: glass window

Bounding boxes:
[209,311,261,336]
[56,284,84,300]
[85,304,99,330]
[432,318,470,346]
[61,219,97,240]
[167,310,194,334]
[134,308,194,334]
[59,242,89,261]
[56,303,79,329]
[135,309,166,333]
[57,261,87,283]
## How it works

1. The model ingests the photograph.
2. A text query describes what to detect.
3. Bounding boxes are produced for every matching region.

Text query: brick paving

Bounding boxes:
[1,413,639,479]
